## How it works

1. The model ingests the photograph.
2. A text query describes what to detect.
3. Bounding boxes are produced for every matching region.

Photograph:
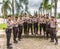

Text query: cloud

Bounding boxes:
[29,0,42,9]
[28,0,42,15]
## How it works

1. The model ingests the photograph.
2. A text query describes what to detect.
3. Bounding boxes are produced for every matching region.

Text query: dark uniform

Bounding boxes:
[42,17,46,36]
[18,17,23,40]
[39,16,43,35]
[13,17,18,43]
[5,19,12,47]
[50,17,58,45]
[23,16,28,35]
[33,17,38,35]
[27,17,33,35]
[46,18,50,39]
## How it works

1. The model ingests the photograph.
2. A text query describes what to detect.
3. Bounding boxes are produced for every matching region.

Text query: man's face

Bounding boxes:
[46,14,49,17]
[15,18,18,20]
[8,17,11,20]
[20,17,22,20]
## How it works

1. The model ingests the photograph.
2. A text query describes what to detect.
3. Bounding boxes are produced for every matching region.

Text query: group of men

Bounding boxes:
[5,13,58,48]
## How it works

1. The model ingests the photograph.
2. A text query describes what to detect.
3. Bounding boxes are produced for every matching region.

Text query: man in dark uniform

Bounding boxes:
[33,16,38,35]
[13,17,18,43]
[18,16,23,41]
[50,16,58,45]
[42,15,46,37]
[23,13,28,35]
[46,16,50,39]
[38,15,43,35]
[27,15,33,35]
[5,15,13,48]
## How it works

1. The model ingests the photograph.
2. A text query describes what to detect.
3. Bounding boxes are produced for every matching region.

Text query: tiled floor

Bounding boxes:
[0,37,60,49]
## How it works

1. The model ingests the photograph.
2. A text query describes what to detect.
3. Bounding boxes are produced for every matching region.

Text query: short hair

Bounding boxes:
[15,17,18,18]
[46,16,49,19]
[25,13,27,15]
[8,15,11,17]
[51,16,55,18]
[20,15,22,17]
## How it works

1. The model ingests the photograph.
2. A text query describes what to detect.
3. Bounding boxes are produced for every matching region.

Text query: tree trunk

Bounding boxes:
[50,8,52,17]
[12,0,14,20]
[54,0,57,18]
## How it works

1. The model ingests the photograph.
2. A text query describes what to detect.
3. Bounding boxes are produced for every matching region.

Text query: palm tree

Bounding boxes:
[39,2,43,14]
[12,0,14,19]
[15,0,23,16]
[54,0,58,18]
[1,0,11,18]
[22,0,29,13]
[39,0,49,15]
[14,0,29,16]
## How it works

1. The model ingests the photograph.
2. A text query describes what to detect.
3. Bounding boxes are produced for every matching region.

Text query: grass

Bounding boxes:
[0,23,60,30]
[0,23,6,30]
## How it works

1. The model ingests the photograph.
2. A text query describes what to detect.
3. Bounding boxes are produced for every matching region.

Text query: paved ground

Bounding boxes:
[0,30,60,49]
[0,37,60,49]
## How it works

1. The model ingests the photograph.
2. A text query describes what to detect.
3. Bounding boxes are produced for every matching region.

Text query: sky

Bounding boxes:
[0,0,60,15]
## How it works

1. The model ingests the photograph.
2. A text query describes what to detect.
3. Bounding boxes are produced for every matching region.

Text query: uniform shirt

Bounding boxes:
[13,20,18,27]
[6,20,13,29]
[38,17,43,24]
[46,20,50,28]
[33,18,38,23]
[23,17,27,23]
[18,19,23,26]
[42,18,46,24]
[27,18,33,24]
[50,19,57,28]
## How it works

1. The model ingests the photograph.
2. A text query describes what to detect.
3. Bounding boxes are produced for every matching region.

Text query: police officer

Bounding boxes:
[18,16,23,41]
[42,15,46,37]
[33,16,38,35]
[27,15,33,35]
[39,15,43,35]
[50,16,58,45]
[23,13,28,35]
[46,16,50,39]
[5,15,13,48]
[13,17,18,43]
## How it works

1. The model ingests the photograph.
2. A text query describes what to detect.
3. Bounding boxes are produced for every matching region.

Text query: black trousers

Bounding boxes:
[43,23,46,36]
[46,29,50,39]
[13,27,18,41]
[18,25,22,39]
[40,24,43,35]
[23,22,28,35]
[5,29,12,46]
[28,23,33,35]
[50,28,58,43]
[34,23,38,34]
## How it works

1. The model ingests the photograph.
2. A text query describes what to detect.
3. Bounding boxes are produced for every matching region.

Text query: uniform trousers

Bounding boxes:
[40,24,43,35]
[23,22,28,35]
[13,27,18,41]
[18,25,22,39]
[43,23,46,36]
[28,23,33,35]
[5,29,12,46]
[50,28,58,43]
[34,22,38,34]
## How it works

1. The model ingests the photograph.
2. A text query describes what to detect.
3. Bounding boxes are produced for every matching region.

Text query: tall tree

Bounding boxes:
[54,0,58,18]
[15,0,23,16]
[12,0,14,19]
[1,0,11,18]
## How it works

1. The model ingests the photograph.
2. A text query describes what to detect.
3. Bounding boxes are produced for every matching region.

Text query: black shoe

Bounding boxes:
[55,42,58,45]
[7,46,13,49]
[9,43,12,45]
[14,40,18,43]
[50,40,54,42]
[18,39,21,41]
